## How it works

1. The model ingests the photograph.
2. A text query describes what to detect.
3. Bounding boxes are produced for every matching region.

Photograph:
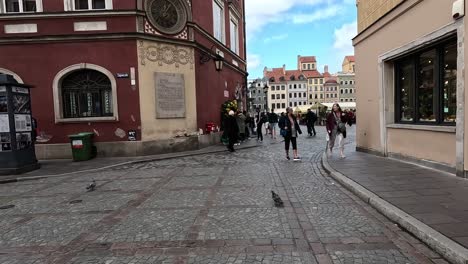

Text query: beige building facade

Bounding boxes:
[354,0,466,176]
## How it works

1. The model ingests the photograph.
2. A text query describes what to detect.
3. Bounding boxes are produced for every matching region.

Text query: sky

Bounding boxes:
[245,0,357,79]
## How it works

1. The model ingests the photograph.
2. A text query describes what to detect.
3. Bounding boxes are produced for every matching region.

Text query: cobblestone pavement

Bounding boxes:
[0,126,450,263]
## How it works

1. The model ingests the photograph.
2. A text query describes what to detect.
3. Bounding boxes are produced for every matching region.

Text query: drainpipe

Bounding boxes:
[243,0,248,111]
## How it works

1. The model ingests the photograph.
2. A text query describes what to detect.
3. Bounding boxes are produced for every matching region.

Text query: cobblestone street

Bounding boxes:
[0,127,449,263]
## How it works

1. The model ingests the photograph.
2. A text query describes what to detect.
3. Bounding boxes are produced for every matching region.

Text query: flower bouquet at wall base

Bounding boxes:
[220,100,238,145]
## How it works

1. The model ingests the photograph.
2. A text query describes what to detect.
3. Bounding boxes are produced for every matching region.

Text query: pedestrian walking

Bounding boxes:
[278,112,286,142]
[326,103,352,158]
[268,109,279,139]
[305,109,317,136]
[257,112,266,142]
[236,111,246,142]
[280,107,302,161]
[224,110,239,152]
[244,111,251,139]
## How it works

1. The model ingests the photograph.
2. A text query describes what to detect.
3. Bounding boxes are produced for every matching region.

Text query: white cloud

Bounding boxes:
[247,54,262,71]
[291,5,341,24]
[245,0,328,40]
[264,34,289,43]
[333,21,357,53]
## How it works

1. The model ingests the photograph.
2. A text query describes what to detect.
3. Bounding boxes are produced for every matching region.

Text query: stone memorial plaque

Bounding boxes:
[155,72,186,119]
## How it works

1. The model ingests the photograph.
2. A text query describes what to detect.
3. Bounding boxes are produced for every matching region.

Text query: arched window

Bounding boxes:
[61,69,113,118]
[0,68,23,83]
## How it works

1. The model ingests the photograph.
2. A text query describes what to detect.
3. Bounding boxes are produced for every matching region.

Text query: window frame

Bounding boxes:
[212,0,225,44]
[53,63,119,123]
[66,0,112,11]
[2,0,43,13]
[394,37,457,126]
[229,10,239,54]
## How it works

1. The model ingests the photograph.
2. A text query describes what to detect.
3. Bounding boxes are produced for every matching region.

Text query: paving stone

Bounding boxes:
[0,254,46,264]
[165,176,219,188]
[53,193,138,213]
[293,186,353,205]
[100,178,163,191]
[32,181,106,196]
[139,190,209,208]
[0,183,47,197]
[0,213,105,246]
[213,187,273,207]
[188,252,317,264]
[199,208,292,240]
[0,216,23,231]
[174,167,225,177]
[97,209,198,242]
[119,167,176,178]
[304,205,384,238]
[329,249,415,264]
[69,255,174,264]
[67,170,128,182]
[222,173,274,187]
[0,195,70,215]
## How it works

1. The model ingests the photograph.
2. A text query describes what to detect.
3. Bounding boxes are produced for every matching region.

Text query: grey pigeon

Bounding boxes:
[271,191,284,207]
[86,180,96,192]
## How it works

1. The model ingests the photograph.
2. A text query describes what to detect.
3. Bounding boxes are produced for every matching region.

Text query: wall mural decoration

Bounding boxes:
[139,41,194,69]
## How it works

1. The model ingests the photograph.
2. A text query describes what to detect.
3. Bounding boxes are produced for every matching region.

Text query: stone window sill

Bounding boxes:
[55,116,118,124]
[387,123,455,133]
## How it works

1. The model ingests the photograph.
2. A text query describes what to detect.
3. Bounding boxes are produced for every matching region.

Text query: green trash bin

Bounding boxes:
[68,132,97,161]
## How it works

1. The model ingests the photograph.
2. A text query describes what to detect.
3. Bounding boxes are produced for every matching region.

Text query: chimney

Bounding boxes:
[324,65,329,73]
[283,64,286,75]
[297,55,301,70]
[263,66,268,77]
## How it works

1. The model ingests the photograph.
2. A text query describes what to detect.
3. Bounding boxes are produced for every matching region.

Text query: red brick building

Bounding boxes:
[0,0,247,159]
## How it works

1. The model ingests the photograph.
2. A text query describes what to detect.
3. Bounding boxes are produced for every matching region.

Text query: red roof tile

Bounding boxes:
[302,70,322,78]
[345,56,355,62]
[298,56,317,63]
[325,79,338,84]
[265,67,322,82]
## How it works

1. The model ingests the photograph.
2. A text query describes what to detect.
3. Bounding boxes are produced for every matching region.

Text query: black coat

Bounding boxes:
[306,111,317,124]
[224,115,239,139]
[280,115,302,137]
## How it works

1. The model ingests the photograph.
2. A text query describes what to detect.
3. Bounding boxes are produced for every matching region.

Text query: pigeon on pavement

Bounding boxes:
[86,180,96,192]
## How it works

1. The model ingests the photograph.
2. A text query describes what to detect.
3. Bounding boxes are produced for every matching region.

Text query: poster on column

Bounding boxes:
[154,72,186,119]
[0,114,9,133]
[14,114,32,132]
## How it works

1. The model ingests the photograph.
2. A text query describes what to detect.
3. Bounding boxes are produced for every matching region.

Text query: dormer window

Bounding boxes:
[290,75,295,81]
[279,76,285,82]
[269,77,275,82]
[1,0,42,13]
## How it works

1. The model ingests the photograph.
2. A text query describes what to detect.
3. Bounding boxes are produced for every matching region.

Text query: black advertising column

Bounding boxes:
[0,74,40,175]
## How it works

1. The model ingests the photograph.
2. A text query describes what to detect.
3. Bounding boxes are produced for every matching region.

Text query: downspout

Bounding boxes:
[242,0,248,111]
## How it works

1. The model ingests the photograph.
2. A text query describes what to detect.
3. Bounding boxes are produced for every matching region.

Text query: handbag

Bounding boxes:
[338,122,346,133]
[280,128,287,137]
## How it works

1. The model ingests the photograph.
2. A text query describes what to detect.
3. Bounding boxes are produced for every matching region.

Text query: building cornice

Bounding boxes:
[0,10,144,20]
[0,32,247,75]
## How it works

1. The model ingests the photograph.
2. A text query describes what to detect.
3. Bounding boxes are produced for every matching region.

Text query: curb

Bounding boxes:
[321,152,468,264]
[0,144,260,185]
